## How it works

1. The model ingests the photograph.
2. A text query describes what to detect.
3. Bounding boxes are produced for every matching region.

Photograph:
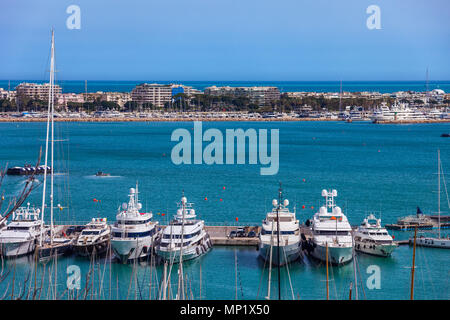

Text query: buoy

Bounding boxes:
[311,206,314,209]
[302,205,305,209]
[223,186,226,190]
[204,197,208,201]
[219,198,223,202]
[235,217,238,222]
[302,178,306,182]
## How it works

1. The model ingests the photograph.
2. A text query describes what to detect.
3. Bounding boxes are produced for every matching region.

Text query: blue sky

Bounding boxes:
[0,0,449,81]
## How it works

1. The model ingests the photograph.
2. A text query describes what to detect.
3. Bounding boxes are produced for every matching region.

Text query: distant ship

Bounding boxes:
[385,207,434,230]
[7,165,51,176]
[371,101,426,122]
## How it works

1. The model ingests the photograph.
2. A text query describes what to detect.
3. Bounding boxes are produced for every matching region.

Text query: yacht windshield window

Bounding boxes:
[82,230,100,235]
[7,226,30,231]
[112,229,155,238]
[119,218,151,225]
[316,230,349,236]
[163,230,201,239]
[261,230,295,235]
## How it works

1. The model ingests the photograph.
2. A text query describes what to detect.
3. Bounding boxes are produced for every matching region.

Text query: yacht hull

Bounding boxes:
[355,241,397,257]
[0,239,35,258]
[111,236,155,263]
[37,241,73,260]
[413,237,450,249]
[309,242,353,265]
[158,242,211,263]
[259,242,301,266]
[73,239,110,257]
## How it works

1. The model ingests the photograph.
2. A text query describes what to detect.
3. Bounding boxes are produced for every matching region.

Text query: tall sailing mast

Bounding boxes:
[40,29,55,245]
[276,183,282,300]
[50,29,55,245]
[438,149,441,239]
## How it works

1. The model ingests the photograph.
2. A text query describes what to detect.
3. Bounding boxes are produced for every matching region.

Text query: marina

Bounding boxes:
[0,117,448,299]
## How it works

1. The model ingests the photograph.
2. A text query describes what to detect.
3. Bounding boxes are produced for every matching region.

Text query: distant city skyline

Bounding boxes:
[0,0,449,81]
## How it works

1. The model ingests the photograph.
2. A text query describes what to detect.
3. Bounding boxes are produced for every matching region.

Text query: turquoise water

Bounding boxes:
[1,80,449,94]
[0,121,449,299]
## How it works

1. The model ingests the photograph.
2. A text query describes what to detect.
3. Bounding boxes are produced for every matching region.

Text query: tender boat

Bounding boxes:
[306,189,353,265]
[157,195,212,263]
[354,214,397,257]
[258,186,301,266]
[111,185,159,263]
[0,204,46,258]
[73,218,111,256]
[95,171,110,177]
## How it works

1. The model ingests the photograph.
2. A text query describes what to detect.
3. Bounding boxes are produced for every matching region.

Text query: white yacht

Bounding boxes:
[111,185,159,263]
[259,188,301,266]
[371,101,426,122]
[0,204,46,257]
[73,217,111,257]
[157,195,212,263]
[306,189,353,265]
[348,106,366,121]
[354,214,397,257]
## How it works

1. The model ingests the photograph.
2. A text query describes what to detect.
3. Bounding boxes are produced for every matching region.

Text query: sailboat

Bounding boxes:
[36,30,73,260]
[413,150,450,248]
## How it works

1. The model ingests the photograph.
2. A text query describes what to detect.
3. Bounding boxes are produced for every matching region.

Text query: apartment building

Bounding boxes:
[131,83,199,108]
[16,82,62,101]
[204,86,280,106]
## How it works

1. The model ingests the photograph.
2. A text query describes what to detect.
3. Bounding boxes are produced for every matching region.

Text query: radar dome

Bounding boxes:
[272,199,278,207]
[181,196,187,204]
[320,206,327,215]
[137,203,142,210]
[332,189,337,197]
[321,189,328,197]
[333,206,342,215]
[283,199,289,207]
[130,188,135,194]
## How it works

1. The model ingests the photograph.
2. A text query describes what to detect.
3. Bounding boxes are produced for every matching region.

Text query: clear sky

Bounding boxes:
[0,0,449,81]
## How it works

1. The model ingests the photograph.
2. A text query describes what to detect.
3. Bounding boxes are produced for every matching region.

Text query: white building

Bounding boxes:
[0,88,16,100]
[204,86,280,106]
[16,82,62,102]
[131,83,199,108]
